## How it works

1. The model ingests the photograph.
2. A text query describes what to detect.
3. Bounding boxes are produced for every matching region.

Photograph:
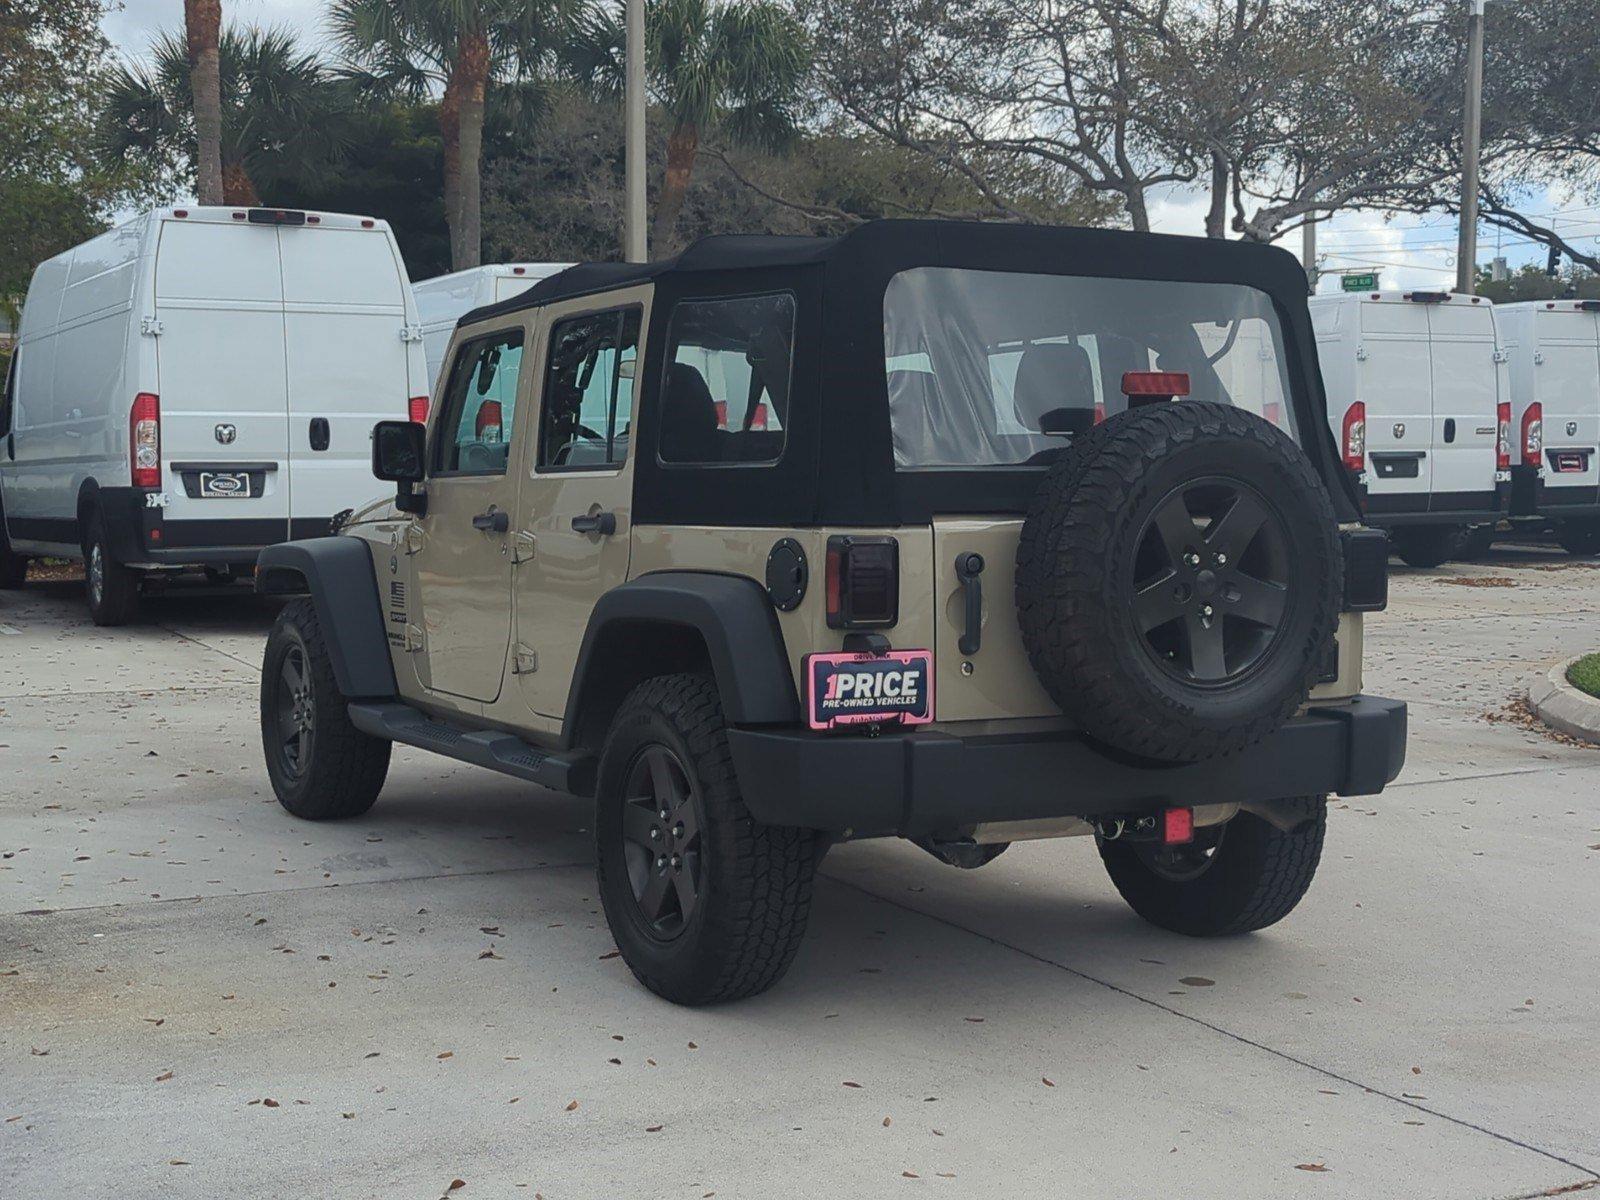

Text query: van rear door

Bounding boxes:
[1356,300,1433,509]
[279,226,415,536]
[1531,306,1600,503]
[1426,301,1500,513]
[153,218,291,547]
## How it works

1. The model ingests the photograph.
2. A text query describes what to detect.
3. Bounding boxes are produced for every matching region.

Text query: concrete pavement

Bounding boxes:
[3,553,1598,1199]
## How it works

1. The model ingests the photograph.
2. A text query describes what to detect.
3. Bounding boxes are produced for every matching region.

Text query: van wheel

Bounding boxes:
[1556,519,1600,558]
[1389,524,1463,569]
[1099,800,1326,936]
[83,510,140,625]
[261,599,390,820]
[0,529,27,589]
[596,674,819,1006]
[1460,524,1497,560]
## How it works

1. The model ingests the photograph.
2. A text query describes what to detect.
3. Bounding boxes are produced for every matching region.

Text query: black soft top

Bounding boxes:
[458,220,1354,526]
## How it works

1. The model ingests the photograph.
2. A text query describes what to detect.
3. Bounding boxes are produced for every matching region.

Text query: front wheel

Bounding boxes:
[261,599,390,820]
[595,674,819,1005]
[1098,799,1326,936]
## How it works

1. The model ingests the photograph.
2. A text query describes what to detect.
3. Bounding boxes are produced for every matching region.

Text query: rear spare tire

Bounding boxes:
[1016,402,1341,763]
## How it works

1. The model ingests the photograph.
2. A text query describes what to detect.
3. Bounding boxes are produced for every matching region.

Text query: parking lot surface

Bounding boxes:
[4,549,1599,1199]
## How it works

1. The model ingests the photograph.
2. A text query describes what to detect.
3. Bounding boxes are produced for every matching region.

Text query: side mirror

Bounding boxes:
[371,420,427,515]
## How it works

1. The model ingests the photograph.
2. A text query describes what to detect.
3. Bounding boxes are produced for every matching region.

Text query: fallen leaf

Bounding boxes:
[262,1098,279,1108]
[1295,1163,1330,1173]
[903,1171,920,1179]
[1179,977,1215,987]
[154,1071,173,1082]
[565,1100,579,1112]
[1042,1077,1055,1088]
[169,1160,189,1166]
[478,949,501,960]
[437,1052,454,1060]
[646,1124,663,1133]
[687,1042,698,1050]
[882,1116,892,1127]
[448,1181,466,1192]
[963,1016,985,1023]
[842,1081,862,1089]
[599,950,621,961]
[1410,1066,1421,1075]
[342,1113,355,1119]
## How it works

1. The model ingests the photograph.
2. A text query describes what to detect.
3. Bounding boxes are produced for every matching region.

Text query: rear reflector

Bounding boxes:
[130,393,161,488]
[408,396,430,424]
[1122,371,1190,397]
[825,536,899,629]
[1162,807,1194,846]
[248,208,307,226]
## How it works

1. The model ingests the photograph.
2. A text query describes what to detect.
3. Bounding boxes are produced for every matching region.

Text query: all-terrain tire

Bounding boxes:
[1556,519,1600,558]
[1016,402,1342,763]
[83,509,140,625]
[1389,524,1465,569]
[596,674,819,1005]
[261,598,390,820]
[1099,800,1327,936]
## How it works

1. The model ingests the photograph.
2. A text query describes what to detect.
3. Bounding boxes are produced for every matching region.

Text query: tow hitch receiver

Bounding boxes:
[1097,807,1195,845]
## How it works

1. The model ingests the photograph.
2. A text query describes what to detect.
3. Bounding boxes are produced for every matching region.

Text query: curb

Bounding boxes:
[1526,658,1600,746]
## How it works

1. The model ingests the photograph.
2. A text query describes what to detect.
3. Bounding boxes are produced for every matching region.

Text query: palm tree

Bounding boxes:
[184,0,225,204]
[332,0,574,270]
[570,0,810,254]
[96,27,353,206]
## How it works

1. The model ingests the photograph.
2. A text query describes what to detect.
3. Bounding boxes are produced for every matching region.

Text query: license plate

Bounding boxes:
[806,649,934,730]
[1554,451,1587,474]
[199,471,250,498]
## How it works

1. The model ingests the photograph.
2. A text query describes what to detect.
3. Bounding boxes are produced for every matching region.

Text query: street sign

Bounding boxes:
[1341,272,1379,292]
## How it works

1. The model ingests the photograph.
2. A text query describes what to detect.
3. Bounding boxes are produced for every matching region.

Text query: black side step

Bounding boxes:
[347,702,597,797]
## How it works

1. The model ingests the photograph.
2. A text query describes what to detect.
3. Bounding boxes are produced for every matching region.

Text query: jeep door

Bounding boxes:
[512,288,649,719]
[411,322,530,702]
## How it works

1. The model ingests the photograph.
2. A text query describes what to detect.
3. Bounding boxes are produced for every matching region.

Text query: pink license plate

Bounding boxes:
[805,649,934,730]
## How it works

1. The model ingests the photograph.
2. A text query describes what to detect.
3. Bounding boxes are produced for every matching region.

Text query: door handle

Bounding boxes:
[472,507,509,534]
[955,552,985,656]
[571,511,617,536]
[309,417,330,452]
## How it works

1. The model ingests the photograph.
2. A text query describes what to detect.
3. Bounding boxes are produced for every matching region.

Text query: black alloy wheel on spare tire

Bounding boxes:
[1016,402,1342,764]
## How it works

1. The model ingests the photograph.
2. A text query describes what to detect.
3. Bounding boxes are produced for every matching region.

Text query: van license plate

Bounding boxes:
[199,471,250,498]
[1554,451,1588,473]
[805,649,934,730]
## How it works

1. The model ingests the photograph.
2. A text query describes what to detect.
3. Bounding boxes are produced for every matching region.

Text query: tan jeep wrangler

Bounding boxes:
[255,220,1405,1006]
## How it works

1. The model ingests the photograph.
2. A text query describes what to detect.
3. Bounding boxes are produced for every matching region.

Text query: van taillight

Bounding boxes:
[409,396,429,424]
[749,402,768,430]
[130,393,161,488]
[1341,401,1366,471]
[1497,401,1512,470]
[825,535,899,629]
[1522,402,1543,467]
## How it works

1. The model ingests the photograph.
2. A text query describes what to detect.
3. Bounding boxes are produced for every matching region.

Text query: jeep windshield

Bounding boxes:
[883,267,1298,469]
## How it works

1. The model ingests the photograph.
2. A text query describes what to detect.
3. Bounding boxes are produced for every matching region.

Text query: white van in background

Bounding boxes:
[1496,300,1600,555]
[0,206,428,624]
[413,263,572,392]
[1311,290,1507,567]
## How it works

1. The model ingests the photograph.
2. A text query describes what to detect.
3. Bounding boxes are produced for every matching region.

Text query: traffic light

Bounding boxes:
[1547,245,1562,277]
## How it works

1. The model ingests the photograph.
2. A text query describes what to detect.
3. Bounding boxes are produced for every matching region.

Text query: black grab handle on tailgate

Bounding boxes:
[955,551,985,656]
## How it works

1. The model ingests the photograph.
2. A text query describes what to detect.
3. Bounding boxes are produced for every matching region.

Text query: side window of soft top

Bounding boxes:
[658,293,795,466]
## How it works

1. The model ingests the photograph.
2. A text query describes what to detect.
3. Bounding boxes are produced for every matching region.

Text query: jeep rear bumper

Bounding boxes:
[726,695,1406,838]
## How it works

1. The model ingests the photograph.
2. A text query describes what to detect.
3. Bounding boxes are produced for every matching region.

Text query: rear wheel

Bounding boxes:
[1460,524,1497,560]
[0,526,27,589]
[1098,800,1326,936]
[261,599,390,820]
[596,674,819,1005]
[1556,519,1600,558]
[1389,524,1464,569]
[83,509,140,625]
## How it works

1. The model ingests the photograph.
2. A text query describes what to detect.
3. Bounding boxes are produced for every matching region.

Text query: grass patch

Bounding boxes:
[1566,653,1600,699]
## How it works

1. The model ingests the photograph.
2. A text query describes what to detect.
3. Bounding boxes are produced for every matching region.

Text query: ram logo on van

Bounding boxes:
[214,423,238,445]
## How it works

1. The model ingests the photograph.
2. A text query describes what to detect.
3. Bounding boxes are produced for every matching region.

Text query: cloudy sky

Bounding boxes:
[100,2,1593,288]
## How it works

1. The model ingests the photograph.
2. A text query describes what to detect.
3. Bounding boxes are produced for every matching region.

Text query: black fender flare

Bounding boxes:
[256,537,397,699]
[562,571,799,747]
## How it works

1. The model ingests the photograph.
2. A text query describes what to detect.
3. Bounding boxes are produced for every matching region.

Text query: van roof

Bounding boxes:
[1310,289,1493,308]
[137,206,392,233]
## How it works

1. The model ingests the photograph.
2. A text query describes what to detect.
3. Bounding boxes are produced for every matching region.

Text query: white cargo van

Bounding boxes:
[0,207,428,623]
[1310,290,1507,567]
[1496,299,1600,555]
[413,263,572,393]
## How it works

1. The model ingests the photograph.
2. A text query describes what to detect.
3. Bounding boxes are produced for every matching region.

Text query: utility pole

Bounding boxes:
[1455,0,1487,294]
[623,0,648,263]
[1303,215,1318,295]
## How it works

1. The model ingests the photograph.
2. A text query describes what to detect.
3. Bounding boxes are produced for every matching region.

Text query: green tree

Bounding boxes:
[332,0,575,270]
[570,0,811,254]
[185,0,226,204]
[96,27,353,206]
[0,1,129,321]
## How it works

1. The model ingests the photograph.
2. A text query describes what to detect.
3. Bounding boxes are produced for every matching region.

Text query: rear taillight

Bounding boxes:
[713,400,728,429]
[1522,401,1543,467]
[1263,400,1282,427]
[1497,401,1512,470]
[825,536,899,629]
[130,393,160,488]
[475,400,503,441]
[749,402,768,430]
[1341,401,1366,471]
[408,395,429,424]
